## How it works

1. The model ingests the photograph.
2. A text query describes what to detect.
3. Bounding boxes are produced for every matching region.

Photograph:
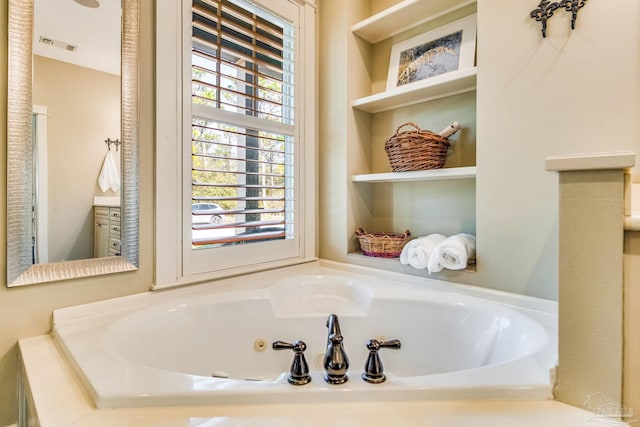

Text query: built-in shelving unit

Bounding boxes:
[352,166,476,183]
[352,0,477,43]
[344,0,478,279]
[352,67,476,114]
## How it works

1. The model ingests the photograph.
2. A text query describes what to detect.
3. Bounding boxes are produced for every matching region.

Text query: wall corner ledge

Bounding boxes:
[545,152,636,172]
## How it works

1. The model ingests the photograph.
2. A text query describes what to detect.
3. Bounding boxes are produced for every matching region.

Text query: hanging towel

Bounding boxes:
[427,233,476,273]
[400,234,447,269]
[98,150,120,193]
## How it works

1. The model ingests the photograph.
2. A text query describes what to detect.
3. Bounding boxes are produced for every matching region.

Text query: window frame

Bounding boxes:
[156,0,317,289]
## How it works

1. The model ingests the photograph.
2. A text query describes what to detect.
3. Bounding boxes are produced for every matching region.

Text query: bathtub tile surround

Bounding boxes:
[18,261,616,426]
[16,335,612,426]
[546,152,634,410]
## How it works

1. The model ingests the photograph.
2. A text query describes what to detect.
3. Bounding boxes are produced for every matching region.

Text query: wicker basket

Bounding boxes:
[355,228,411,258]
[384,122,450,172]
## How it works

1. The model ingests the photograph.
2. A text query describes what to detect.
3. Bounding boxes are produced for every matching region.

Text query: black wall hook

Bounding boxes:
[558,0,587,30]
[530,0,560,38]
[105,137,121,152]
[530,0,588,38]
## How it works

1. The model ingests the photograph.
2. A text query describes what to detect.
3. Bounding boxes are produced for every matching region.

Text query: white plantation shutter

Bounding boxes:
[155,0,314,286]
[190,0,296,248]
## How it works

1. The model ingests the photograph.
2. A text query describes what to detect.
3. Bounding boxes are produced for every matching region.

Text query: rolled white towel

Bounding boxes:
[399,239,419,265]
[400,234,447,269]
[427,233,476,273]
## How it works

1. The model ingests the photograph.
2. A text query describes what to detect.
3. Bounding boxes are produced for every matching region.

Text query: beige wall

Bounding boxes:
[0,1,155,424]
[476,0,640,299]
[318,0,354,261]
[370,0,400,15]
[33,55,121,262]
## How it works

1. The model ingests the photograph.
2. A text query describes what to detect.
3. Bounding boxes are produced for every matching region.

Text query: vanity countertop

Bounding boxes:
[625,216,640,231]
[626,183,640,231]
[93,196,120,207]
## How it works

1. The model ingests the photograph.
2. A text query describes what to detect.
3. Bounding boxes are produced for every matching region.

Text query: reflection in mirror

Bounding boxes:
[7,0,139,286]
[33,0,121,264]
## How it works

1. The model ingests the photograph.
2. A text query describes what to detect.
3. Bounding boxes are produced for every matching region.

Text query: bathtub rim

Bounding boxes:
[52,259,557,327]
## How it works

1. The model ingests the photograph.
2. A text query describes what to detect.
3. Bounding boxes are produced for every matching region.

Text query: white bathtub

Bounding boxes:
[52,264,557,409]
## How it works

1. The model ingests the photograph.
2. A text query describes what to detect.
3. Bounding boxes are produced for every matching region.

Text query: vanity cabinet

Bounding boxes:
[345,0,477,276]
[94,206,121,258]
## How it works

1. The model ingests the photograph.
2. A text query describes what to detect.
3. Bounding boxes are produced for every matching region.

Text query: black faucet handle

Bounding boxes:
[362,338,401,384]
[272,340,311,385]
[273,340,306,353]
[367,338,401,351]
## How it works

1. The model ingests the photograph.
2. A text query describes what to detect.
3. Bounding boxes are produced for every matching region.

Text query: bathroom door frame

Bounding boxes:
[33,104,48,264]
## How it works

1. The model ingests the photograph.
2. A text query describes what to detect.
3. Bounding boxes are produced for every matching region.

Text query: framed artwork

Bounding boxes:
[386,14,477,91]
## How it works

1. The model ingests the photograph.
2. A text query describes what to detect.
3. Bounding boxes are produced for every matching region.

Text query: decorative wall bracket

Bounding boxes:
[105,137,121,152]
[530,0,559,38]
[558,0,587,30]
[530,0,587,38]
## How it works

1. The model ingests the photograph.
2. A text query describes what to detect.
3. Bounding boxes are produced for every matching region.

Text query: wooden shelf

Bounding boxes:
[352,67,477,114]
[347,252,478,276]
[351,0,477,44]
[352,166,476,183]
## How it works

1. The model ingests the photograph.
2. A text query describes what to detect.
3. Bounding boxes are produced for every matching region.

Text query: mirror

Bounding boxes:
[7,0,139,286]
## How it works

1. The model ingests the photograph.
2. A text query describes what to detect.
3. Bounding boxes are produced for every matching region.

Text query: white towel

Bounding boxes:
[428,233,476,273]
[400,234,447,269]
[98,151,120,193]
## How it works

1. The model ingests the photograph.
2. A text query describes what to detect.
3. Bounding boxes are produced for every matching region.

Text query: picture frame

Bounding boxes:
[386,14,477,91]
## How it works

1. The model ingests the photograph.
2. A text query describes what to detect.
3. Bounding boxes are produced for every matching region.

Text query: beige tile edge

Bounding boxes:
[18,334,622,426]
[18,336,95,427]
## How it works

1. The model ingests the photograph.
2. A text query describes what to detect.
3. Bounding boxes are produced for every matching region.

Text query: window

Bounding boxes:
[190,0,295,248]
[156,0,316,287]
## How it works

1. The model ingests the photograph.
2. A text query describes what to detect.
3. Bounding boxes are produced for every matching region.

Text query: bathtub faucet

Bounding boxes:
[273,339,312,386]
[323,314,349,384]
[362,338,401,384]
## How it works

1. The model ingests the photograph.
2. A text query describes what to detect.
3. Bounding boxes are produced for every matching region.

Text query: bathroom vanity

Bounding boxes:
[93,197,121,258]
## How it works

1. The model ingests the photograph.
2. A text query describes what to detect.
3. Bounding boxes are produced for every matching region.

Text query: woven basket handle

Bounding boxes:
[356,228,410,237]
[394,122,421,135]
